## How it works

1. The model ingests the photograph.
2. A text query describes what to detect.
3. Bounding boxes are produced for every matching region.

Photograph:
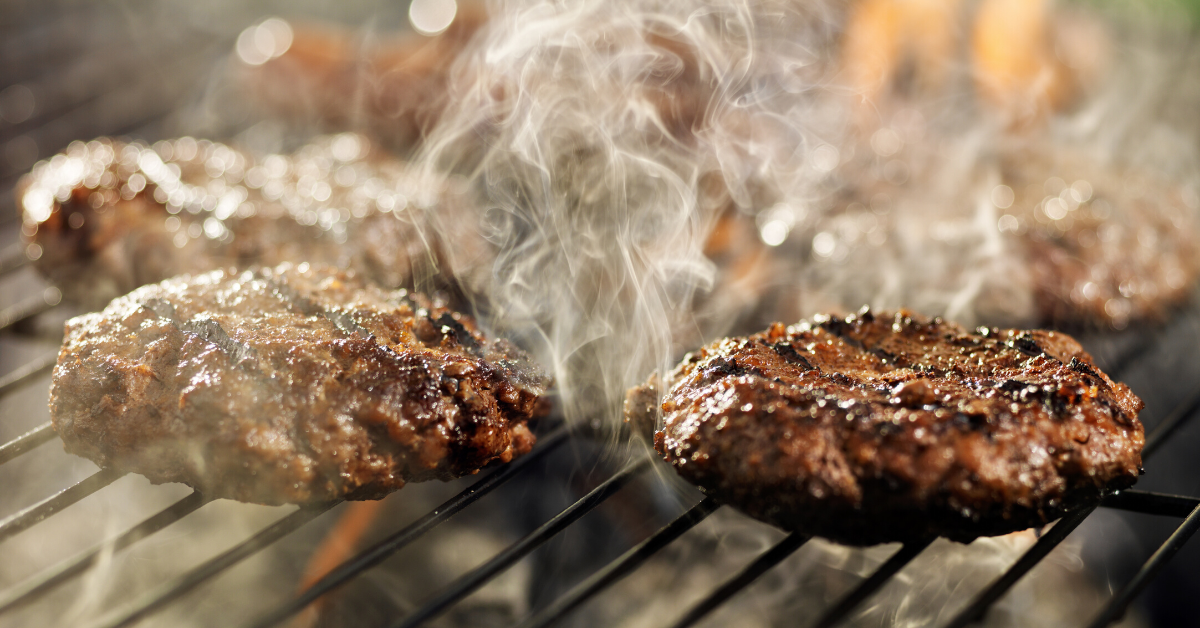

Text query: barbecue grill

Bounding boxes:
[4,1,1200,626]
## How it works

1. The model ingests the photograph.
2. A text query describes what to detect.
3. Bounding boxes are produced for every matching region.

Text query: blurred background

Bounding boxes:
[5,1,1200,627]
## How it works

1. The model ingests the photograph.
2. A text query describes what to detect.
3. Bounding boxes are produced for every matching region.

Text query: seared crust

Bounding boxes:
[633,309,1143,545]
[50,263,549,505]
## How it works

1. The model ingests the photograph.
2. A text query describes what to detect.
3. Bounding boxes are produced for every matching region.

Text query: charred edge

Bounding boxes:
[1010,334,1046,358]
[818,317,867,351]
[141,298,256,365]
[770,341,815,371]
[1068,356,1104,383]
[825,371,856,388]
[871,346,899,365]
[997,379,1030,395]
[701,357,764,383]
[995,378,1072,413]
[436,313,482,356]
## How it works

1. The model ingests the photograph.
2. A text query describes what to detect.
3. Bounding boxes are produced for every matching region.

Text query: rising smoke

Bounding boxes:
[415,0,845,427]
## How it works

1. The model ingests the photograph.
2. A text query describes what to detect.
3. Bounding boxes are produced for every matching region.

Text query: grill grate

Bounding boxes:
[4,3,1200,626]
[2,297,1200,628]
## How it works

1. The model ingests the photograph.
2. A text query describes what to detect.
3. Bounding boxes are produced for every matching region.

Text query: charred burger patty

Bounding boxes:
[628,309,1143,545]
[50,263,549,505]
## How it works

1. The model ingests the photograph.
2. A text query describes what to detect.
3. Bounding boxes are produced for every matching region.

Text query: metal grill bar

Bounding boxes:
[1085,503,1200,628]
[389,458,653,628]
[0,354,56,398]
[813,538,935,628]
[907,379,1200,628]
[0,244,27,276]
[90,502,340,628]
[0,241,1197,627]
[806,374,1200,628]
[1102,490,1200,518]
[0,468,122,543]
[242,425,572,628]
[0,422,55,465]
[666,531,811,628]
[0,290,59,332]
[514,497,721,628]
[0,491,207,615]
[1143,387,1200,458]
[941,505,1097,628]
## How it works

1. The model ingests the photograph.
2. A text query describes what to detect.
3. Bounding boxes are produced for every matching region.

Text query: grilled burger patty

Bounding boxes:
[627,309,1143,545]
[19,135,483,310]
[50,263,549,505]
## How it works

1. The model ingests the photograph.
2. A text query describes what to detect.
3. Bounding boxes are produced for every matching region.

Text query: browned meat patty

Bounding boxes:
[627,309,1143,545]
[995,145,1200,329]
[238,4,488,152]
[18,135,487,310]
[50,263,549,505]
[807,140,1200,330]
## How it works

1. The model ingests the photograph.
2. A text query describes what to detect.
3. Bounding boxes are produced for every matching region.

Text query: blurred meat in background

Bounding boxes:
[4,0,1200,627]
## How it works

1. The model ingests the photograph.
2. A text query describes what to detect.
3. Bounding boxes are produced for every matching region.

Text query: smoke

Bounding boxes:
[415,0,844,426]
[412,0,1200,433]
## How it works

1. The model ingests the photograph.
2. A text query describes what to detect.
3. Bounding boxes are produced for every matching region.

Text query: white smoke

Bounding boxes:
[416,0,845,425]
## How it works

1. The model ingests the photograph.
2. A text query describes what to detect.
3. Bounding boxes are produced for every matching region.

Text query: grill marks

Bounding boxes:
[269,277,377,342]
[1009,334,1048,358]
[640,309,1145,545]
[140,298,257,366]
[770,341,814,370]
[50,264,550,505]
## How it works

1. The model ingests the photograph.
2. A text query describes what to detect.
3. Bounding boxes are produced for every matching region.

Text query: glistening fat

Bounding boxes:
[49,263,550,505]
[626,308,1144,545]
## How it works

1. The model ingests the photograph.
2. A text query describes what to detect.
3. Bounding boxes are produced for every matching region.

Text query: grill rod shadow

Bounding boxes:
[0,468,123,543]
[941,379,1200,628]
[88,502,340,628]
[0,491,209,615]
[812,538,935,628]
[387,458,653,628]
[0,352,57,399]
[514,497,721,628]
[0,422,55,466]
[0,288,60,333]
[242,425,572,628]
[666,531,812,628]
[652,345,1179,628]
[1086,503,1200,628]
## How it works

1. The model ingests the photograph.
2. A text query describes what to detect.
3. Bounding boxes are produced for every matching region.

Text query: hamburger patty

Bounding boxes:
[627,309,1143,545]
[996,145,1200,329]
[50,263,549,505]
[19,135,485,310]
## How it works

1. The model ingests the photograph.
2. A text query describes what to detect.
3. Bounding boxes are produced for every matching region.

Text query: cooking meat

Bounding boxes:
[995,145,1200,329]
[50,263,549,505]
[628,308,1143,545]
[797,140,1200,330]
[18,135,485,310]
[239,4,488,152]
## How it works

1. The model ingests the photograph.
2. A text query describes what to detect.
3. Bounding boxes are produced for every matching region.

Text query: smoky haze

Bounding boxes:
[415,0,844,427]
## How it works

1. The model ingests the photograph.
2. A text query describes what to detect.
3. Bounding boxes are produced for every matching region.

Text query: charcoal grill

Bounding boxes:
[4,1,1200,626]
